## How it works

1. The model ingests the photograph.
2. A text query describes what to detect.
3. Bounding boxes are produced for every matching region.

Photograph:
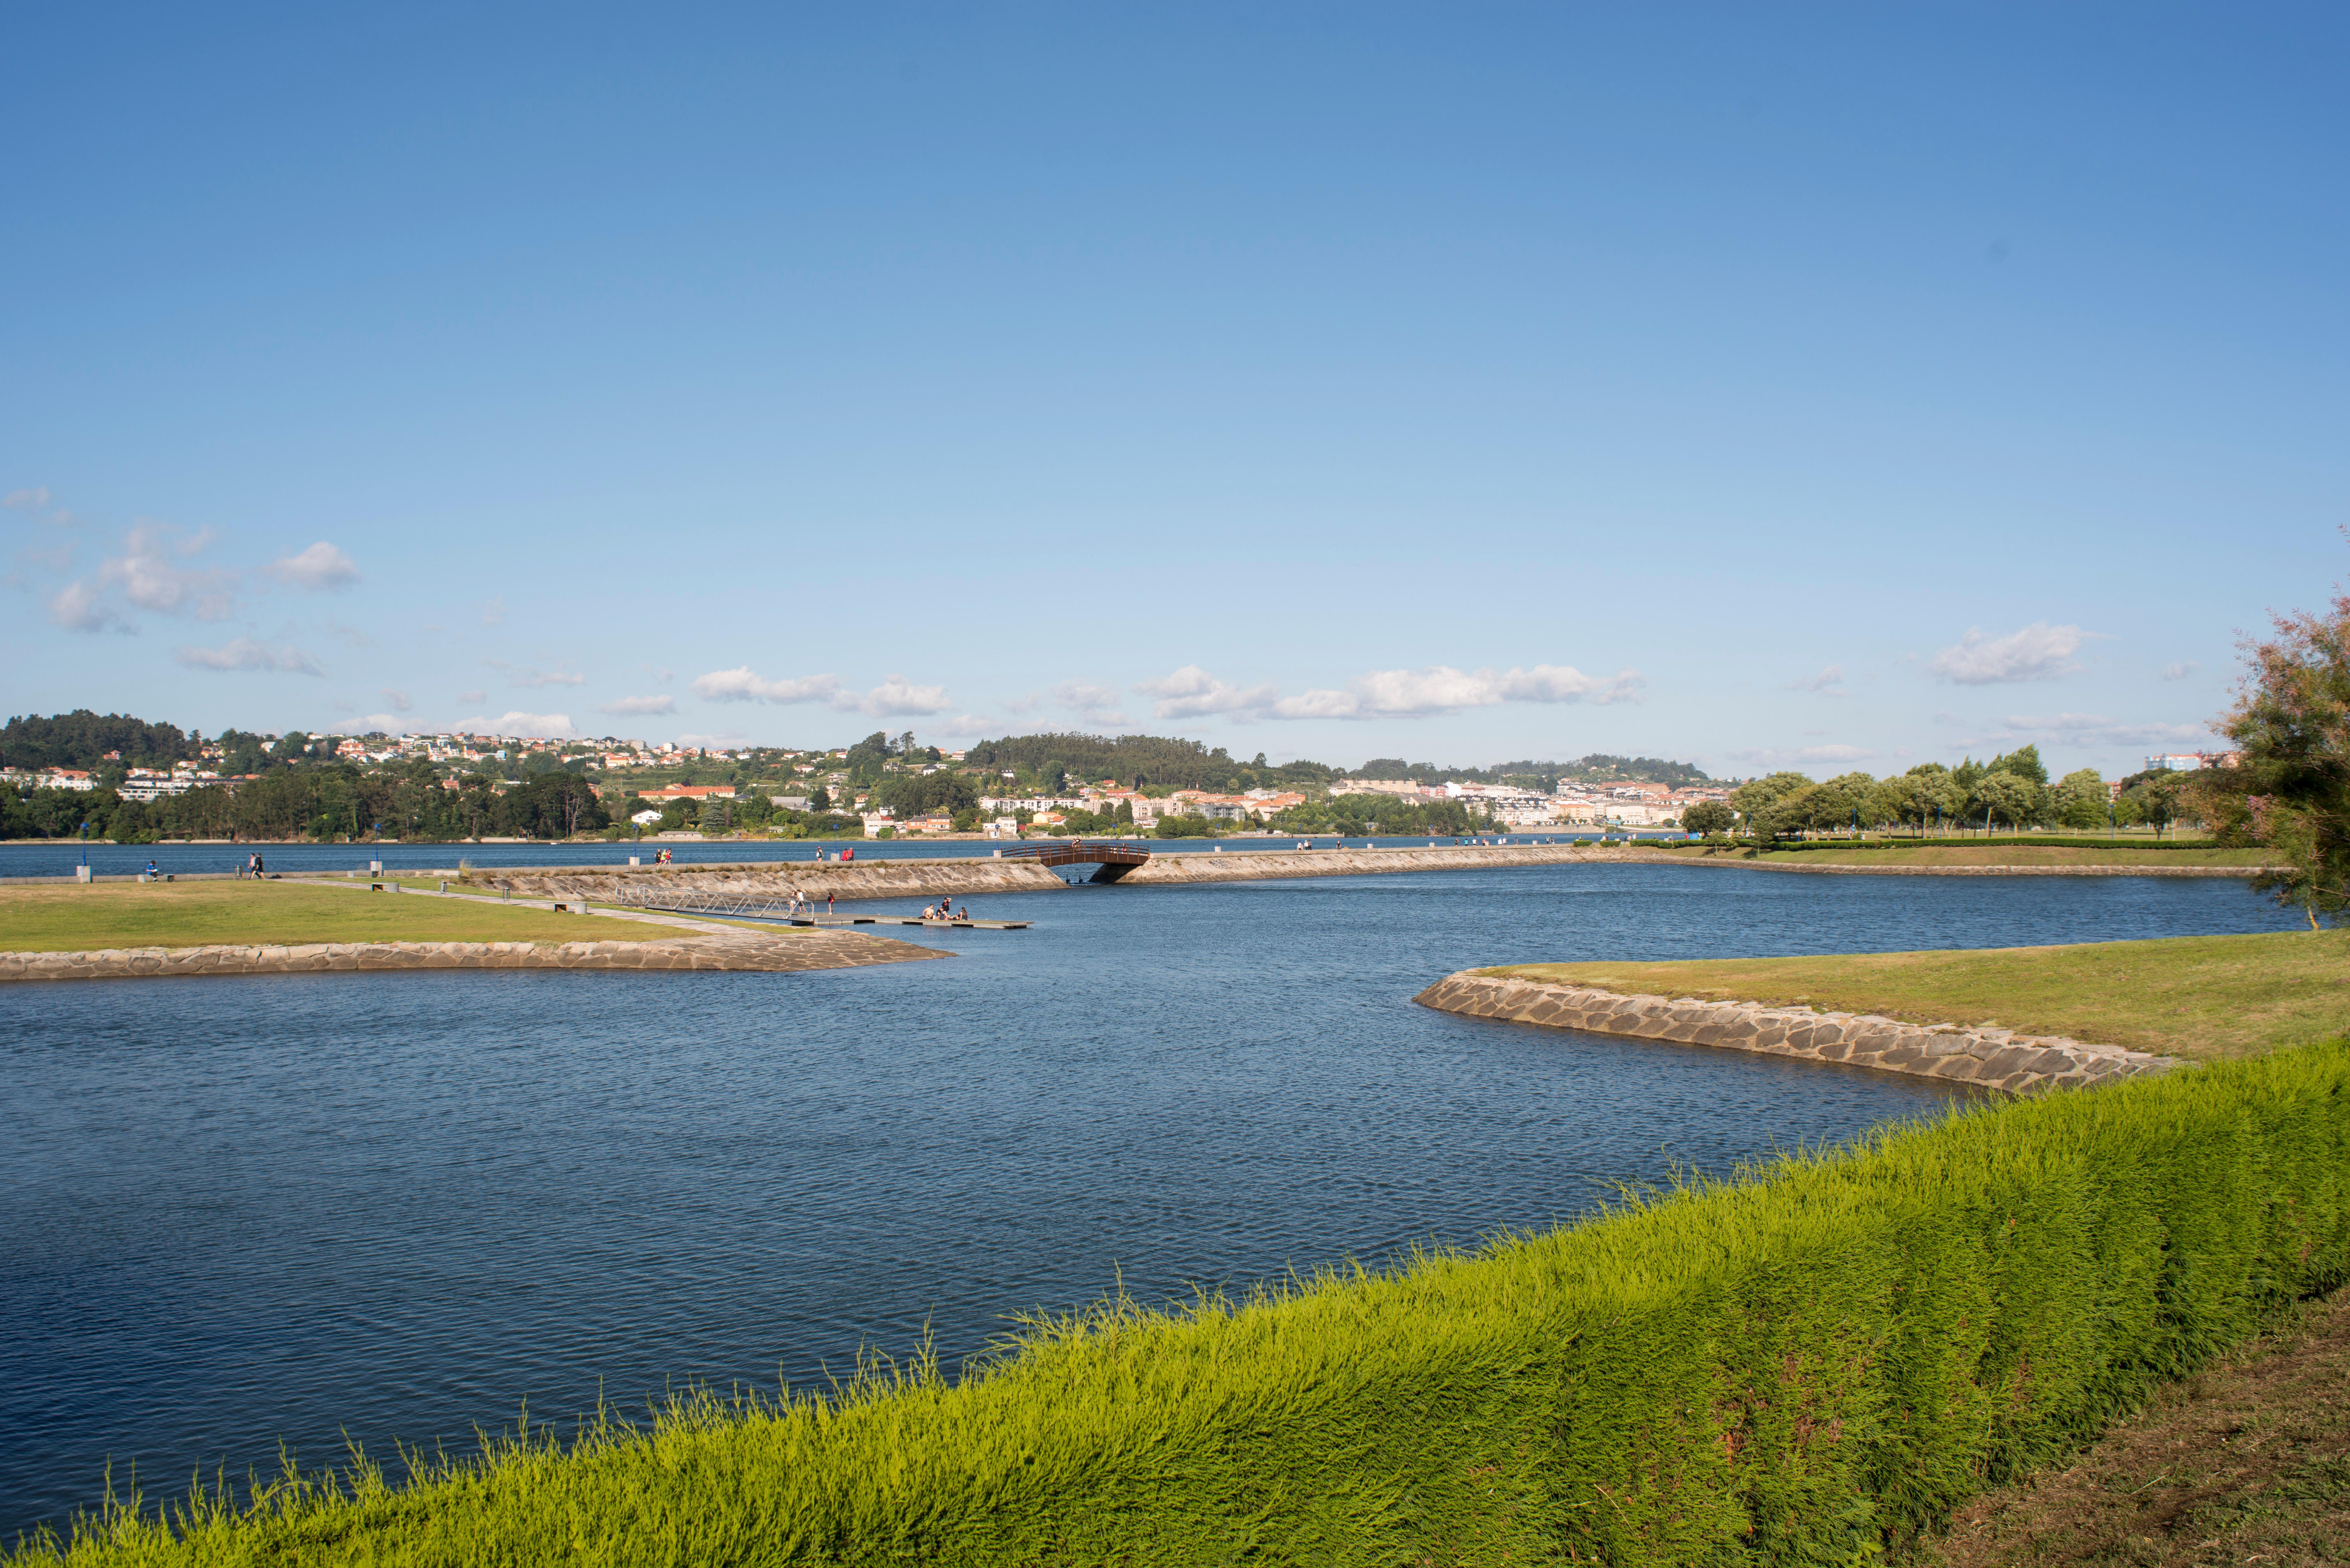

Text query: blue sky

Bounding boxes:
[5,4,2343,778]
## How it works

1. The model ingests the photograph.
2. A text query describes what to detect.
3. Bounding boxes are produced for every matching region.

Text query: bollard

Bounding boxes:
[628,856,640,867]
[369,858,383,876]
[76,865,91,884]
[439,881,448,893]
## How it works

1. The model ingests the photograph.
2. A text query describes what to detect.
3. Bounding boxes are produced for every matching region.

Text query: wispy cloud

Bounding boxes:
[1134,665,1282,720]
[1727,743,1878,767]
[449,710,578,739]
[54,524,239,628]
[596,694,677,716]
[173,636,324,675]
[1990,712,2212,749]
[854,674,953,717]
[692,667,952,717]
[327,713,408,735]
[481,597,506,627]
[456,688,487,704]
[382,687,412,712]
[265,541,359,591]
[4,487,52,510]
[1928,622,2090,685]
[1137,662,1643,721]
[46,579,129,633]
[694,667,844,705]
[1783,664,1846,696]
[2160,662,2198,682]
[1054,679,1130,727]
[512,666,587,688]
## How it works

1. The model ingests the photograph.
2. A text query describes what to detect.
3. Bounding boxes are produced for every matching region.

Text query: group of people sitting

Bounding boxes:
[921,901,970,923]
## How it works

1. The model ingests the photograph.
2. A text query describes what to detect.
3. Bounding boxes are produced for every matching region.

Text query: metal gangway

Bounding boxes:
[611,885,1029,930]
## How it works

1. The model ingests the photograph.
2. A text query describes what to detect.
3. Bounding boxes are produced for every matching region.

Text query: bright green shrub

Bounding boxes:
[27,1043,2350,1566]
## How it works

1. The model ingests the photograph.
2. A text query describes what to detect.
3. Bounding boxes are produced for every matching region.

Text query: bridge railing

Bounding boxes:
[997,840,1152,862]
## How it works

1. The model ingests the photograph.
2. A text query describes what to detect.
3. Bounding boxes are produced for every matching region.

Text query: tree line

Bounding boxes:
[0,765,609,843]
[1711,747,2185,838]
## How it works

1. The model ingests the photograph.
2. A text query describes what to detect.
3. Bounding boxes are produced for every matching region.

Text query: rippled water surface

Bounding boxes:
[0,864,2294,1534]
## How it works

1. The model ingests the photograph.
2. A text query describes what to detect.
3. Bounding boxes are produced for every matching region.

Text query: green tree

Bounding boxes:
[2199,578,2350,926]
[1973,771,2039,830]
[1732,772,1813,838]
[2051,768,2110,830]
[1681,800,1734,836]
[1988,744,2049,788]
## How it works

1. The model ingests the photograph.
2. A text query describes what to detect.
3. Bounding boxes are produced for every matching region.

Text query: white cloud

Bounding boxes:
[46,579,129,632]
[926,712,1001,737]
[327,713,407,735]
[382,687,412,712]
[853,673,952,717]
[456,688,487,704]
[94,524,236,621]
[4,487,51,509]
[2161,662,2198,681]
[694,667,845,704]
[1928,622,2090,685]
[1784,664,1846,695]
[1136,664,1282,720]
[1274,663,1644,720]
[1002,692,1042,716]
[1135,661,1641,722]
[691,666,951,717]
[1993,712,2212,749]
[597,694,677,716]
[265,541,359,591]
[1054,680,1129,726]
[449,710,579,739]
[512,667,587,688]
[1727,743,1879,767]
[481,597,506,627]
[173,637,325,675]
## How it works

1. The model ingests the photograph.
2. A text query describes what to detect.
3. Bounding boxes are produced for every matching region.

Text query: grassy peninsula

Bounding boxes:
[1489,929,2350,1062]
[0,880,663,953]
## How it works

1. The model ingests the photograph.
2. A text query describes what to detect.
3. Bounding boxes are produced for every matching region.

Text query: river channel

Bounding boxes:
[0,863,2297,1537]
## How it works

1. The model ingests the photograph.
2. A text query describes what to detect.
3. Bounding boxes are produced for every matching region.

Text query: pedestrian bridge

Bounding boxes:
[996,839,1153,882]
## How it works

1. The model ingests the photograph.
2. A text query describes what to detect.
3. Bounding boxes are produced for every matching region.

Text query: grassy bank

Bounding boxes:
[1488,930,2350,1063]
[0,880,664,953]
[1918,1289,2350,1566]
[1653,842,2271,868]
[16,1034,2349,1565]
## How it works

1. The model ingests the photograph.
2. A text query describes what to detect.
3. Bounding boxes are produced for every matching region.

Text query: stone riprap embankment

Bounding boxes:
[455,843,2263,907]
[1413,970,2179,1095]
[478,844,1606,904]
[475,859,1072,904]
[0,927,939,984]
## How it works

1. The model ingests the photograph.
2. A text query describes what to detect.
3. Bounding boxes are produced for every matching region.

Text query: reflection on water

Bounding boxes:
[0,864,2291,1534]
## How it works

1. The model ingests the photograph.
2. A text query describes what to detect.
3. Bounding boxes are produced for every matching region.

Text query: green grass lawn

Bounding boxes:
[0,879,668,953]
[1651,842,2272,867]
[1487,930,2350,1062]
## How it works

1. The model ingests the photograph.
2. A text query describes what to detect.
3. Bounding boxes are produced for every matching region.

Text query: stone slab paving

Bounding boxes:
[1413,970,2180,1095]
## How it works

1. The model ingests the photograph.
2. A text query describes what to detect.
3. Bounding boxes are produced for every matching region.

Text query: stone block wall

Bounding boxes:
[1413,971,2179,1095]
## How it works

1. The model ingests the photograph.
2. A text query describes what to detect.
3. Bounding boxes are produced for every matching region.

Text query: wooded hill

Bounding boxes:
[0,710,197,771]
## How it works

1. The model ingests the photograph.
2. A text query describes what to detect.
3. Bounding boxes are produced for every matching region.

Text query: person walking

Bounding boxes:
[826,891,835,916]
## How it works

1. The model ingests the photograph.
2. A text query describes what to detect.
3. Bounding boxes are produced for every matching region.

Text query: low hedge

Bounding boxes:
[1703,835,2223,853]
[31,1044,2349,1566]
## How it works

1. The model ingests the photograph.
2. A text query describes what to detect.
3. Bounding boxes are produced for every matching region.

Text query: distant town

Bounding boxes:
[0,710,2233,844]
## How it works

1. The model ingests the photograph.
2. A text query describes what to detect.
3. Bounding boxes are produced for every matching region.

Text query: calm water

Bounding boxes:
[0,833,1661,880]
[0,864,2294,1536]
